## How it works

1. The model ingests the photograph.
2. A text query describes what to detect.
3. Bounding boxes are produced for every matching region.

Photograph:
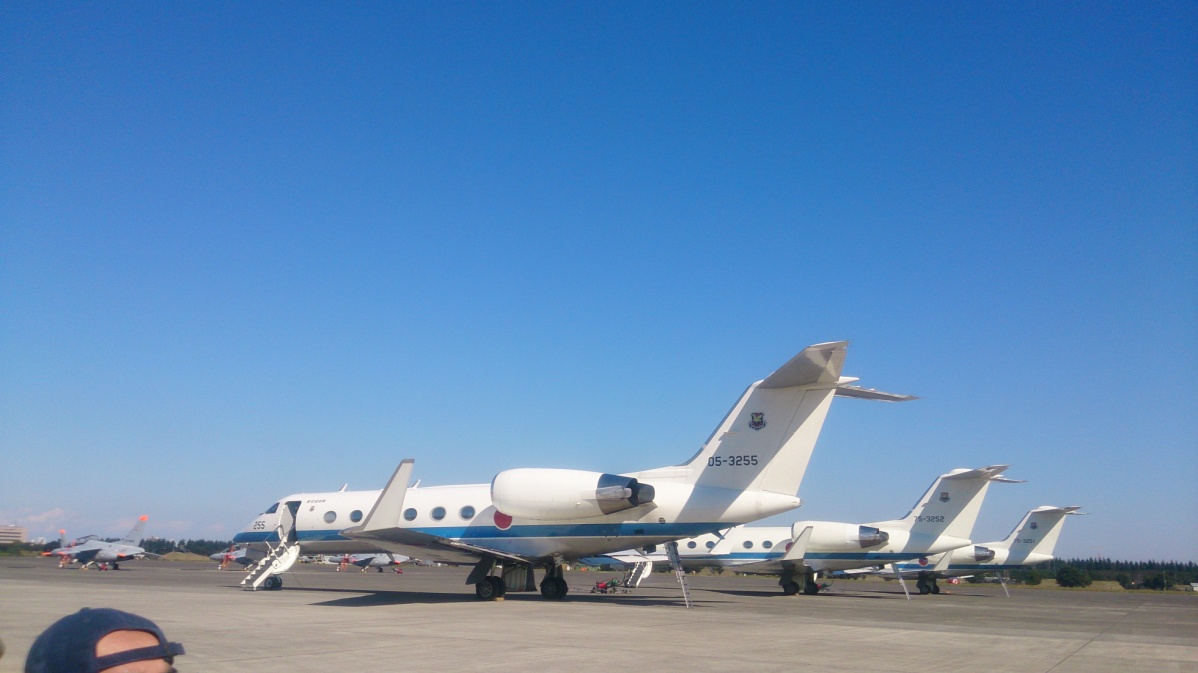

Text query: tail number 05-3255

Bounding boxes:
[707,455,758,467]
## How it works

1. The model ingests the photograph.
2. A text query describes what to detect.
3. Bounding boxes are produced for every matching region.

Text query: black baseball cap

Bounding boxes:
[26,608,184,673]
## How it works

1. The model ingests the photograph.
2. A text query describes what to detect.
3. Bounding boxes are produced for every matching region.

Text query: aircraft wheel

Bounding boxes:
[488,575,507,598]
[475,578,499,601]
[931,584,940,594]
[782,581,800,596]
[917,582,931,595]
[263,575,283,590]
[112,563,120,571]
[540,576,567,600]
[803,581,820,595]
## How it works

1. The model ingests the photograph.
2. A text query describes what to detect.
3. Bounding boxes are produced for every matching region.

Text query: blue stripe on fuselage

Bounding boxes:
[803,552,939,561]
[233,521,723,545]
[893,563,1034,572]
[673,551,935,564]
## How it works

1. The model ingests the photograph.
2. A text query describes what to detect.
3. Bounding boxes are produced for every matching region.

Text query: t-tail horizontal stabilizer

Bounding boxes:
[834,385,918,402]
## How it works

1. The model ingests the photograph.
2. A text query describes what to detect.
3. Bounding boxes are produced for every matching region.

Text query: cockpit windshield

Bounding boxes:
[262,502,280,515]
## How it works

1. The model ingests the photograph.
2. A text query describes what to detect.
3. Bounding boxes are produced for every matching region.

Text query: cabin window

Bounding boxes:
[403,508,417,521]
[350,510,363,523]
[431,507,446,521]
[705,540,715,549]
[460,506,475,520]
[743,541,754,549]
[324,511,337,524]
[687,541,697,549]
[763,540,773,549]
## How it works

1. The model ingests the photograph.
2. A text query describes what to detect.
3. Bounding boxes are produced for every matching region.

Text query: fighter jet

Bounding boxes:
[44,516,154,570]
[331,552,409,572]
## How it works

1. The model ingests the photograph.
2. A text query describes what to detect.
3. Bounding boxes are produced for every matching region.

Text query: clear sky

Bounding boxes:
[2,2,1194,561]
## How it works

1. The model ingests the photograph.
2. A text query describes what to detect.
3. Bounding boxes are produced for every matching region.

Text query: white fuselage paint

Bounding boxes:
[609,522,971,574]
[234,482,802,564]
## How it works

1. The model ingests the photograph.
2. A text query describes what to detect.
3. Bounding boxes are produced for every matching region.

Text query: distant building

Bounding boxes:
[0,525,28,544]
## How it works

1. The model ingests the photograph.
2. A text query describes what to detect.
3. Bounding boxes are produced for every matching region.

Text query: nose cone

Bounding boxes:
[232,517,274,544]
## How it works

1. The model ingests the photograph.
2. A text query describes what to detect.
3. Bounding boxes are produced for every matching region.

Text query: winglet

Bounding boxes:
[783,525,814,561]
[344,460,415,535]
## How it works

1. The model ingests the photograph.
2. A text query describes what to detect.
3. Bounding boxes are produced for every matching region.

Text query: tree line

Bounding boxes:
[25,538,235,558]
[1007,558,1197,589]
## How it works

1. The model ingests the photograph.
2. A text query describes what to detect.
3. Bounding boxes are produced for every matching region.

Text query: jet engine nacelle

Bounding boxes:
[491,469,655,521]
[800,522,891,550]
[970,545,996,562]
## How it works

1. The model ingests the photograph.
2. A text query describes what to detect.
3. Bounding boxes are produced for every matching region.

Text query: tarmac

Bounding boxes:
[1,558,1196,673]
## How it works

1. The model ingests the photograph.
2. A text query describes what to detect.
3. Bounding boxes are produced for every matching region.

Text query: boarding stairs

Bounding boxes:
[242,501,301,591]
[664,541,693,608]
[622,560,653,589]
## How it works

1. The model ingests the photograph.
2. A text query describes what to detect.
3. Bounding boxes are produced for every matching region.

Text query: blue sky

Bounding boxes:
[2,2,1194,561]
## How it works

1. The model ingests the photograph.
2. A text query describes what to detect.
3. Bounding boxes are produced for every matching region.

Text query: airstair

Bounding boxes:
[622,560,653,589]
[242,501,301,591]
[664,541,693,608]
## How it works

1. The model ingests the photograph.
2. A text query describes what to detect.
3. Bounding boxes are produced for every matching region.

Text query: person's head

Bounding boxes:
[25,608,184,673]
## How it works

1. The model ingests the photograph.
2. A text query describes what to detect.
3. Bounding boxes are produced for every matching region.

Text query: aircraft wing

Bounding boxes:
[68,547,101,563]
[601,550,665,565]
[344,522,527,565]
[714,558,793,575]
[341,460,529,565]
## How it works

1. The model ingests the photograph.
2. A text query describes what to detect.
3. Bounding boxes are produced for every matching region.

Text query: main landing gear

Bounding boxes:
[916,571,940,595]
[468,557,569,601]
[475,575,506,600]
[780,567,821,595]
[539,565,568,600]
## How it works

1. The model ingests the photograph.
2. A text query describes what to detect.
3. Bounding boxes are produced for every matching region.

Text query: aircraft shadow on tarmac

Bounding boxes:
[230,583,699,608]
[706,587,1001,601]
[301,588,698,608]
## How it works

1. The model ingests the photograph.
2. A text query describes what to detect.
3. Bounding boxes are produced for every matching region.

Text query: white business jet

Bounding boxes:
[888,505,1085,590]
[601,464,1018,596]
[233,341,913,598]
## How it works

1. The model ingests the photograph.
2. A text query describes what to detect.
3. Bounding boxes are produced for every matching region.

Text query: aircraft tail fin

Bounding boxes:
[676,342,851,496]
[121,516,148,546]
[997,506,1084,560]
[635,342,912,497]
[886,465,1021,540]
